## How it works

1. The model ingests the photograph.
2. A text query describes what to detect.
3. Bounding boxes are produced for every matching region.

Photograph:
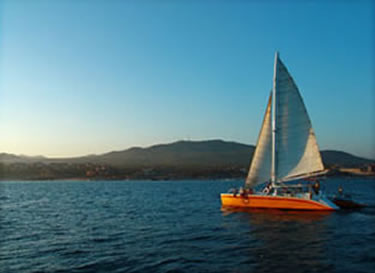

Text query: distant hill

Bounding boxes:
[90,140,255,169]
[320,150,374,168]
[0,153,46,164]
[1,140,373,169]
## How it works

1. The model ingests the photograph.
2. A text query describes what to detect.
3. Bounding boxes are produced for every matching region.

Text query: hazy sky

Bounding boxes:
[0,0,374,159]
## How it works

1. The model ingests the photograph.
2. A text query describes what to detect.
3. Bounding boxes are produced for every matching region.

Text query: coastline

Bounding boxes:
[1,170,374,182]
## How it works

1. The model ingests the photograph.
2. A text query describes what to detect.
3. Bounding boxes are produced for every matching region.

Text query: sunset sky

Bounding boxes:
[0,0,374,159]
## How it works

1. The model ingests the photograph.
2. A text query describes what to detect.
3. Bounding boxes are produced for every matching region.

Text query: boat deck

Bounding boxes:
[221,193,337,211]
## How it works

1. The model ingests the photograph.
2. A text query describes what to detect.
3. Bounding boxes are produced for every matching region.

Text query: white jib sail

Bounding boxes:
[274,57,324,181]
[245,93,273,188]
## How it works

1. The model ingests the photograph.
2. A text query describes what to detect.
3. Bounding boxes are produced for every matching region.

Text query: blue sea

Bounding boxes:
[1,178,374,273]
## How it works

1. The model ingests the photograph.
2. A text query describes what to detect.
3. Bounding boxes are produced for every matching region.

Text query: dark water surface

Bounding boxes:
[1,178,374,273]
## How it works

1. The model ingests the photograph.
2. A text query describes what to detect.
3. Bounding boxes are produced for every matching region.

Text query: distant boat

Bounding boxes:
[221,52,339,211]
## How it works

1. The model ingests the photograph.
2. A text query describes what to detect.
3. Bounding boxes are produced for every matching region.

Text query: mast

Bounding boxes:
[271,51,278,185]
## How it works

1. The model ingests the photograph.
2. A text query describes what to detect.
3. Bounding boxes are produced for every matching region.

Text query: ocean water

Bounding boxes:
[0,178,374,273]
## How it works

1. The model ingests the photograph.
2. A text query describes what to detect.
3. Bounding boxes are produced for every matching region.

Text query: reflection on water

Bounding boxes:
[222,207,332,222]
[222,208,334,272]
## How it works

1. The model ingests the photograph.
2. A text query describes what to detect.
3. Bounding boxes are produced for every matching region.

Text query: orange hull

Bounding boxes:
[221,193,336,211]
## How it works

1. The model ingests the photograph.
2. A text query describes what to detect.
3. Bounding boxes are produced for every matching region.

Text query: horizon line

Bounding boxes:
[1,139,374,161]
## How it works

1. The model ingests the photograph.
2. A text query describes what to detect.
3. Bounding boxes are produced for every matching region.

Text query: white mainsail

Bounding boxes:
[245,53,324,188]
[275,57,324,181]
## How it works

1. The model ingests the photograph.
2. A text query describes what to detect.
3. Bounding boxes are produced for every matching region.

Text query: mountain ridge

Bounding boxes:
[1,139,373,168]
[1,140,374,180]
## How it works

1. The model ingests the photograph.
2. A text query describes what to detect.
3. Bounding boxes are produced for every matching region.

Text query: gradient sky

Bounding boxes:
[0,0,374,159]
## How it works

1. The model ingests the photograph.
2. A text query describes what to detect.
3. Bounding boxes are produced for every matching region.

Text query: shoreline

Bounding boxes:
[1,172,374,182]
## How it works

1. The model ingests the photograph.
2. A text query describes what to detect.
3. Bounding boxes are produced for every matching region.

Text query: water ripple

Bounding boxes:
[1,178,374,273]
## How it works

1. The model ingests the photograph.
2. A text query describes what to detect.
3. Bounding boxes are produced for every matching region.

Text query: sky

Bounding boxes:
[0,0,374,159]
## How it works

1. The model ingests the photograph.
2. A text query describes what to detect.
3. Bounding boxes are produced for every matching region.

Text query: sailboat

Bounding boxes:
[221,52,339,211]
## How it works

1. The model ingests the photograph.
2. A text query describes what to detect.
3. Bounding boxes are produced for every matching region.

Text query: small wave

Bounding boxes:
[2,178,375,273]
[61,249,90,257]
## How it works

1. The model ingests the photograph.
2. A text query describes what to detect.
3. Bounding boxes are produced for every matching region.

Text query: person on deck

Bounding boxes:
[262,182,272,195]
[338,185,343,196]
[313,180,320,195]
[231,188,238,197]
[239,187,244,196]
